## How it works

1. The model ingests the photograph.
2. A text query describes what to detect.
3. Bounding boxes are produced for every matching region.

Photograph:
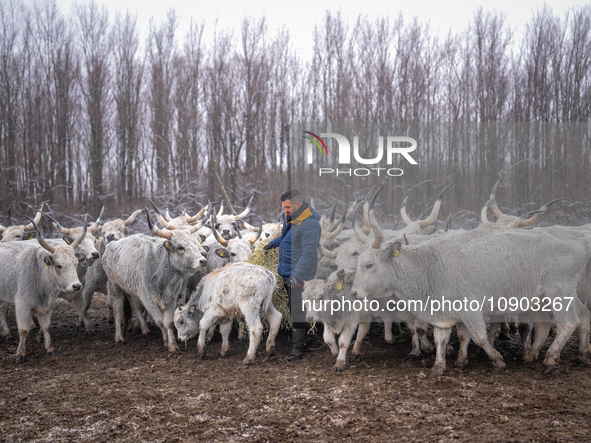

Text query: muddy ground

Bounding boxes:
[1,295,591,442]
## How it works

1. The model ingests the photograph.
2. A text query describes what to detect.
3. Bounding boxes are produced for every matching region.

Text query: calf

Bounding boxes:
[174,262,282,365]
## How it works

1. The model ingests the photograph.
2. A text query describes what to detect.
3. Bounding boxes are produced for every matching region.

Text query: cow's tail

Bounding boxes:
[123,293,133,337]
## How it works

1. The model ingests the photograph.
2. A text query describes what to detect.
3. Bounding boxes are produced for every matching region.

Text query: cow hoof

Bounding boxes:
[334,367,344,373]
[242,358,255,366]
[454,362,468,370]
[266,347,276,356]
[351,354,361,362]
[385,338,395,345]
[493,364,506,372]
[405,354,421,362]
[48,350,59,356]
[543,365,559,375]
[16,355,27,364]
[427,370,442,379]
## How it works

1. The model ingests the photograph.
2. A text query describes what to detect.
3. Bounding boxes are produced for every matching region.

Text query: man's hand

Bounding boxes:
[286,275,301,289]
[263,243,274,251]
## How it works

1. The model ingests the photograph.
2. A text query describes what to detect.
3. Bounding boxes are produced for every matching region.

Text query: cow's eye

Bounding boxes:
[177,246,185,252]
[352,252,359,257]
[365,263,373,270]
[215,224,220,229]
[231,252,236,257]
[56,265,63,270]
[180,320,184,326]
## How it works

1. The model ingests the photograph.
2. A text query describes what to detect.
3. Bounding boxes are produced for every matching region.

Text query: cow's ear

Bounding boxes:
[44,256,54,266]
[23,231,36,240]
[202,245,210,253]
[215,248,229,258]
[383,241,402,261]
[164,240,173,252]
[63,235,73,245]
[188,305,197,316]
[75,253,86,262]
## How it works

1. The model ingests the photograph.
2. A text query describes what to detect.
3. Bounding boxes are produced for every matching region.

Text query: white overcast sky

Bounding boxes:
[55,0,585,55]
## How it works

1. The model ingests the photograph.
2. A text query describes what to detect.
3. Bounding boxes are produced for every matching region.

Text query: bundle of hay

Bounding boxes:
[247,243,292,331]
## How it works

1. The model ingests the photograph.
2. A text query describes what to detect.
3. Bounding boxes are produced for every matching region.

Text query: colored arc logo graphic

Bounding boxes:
[302,131,328,155]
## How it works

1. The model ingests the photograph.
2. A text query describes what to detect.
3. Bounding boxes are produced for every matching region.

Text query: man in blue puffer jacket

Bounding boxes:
[264,190,321,360]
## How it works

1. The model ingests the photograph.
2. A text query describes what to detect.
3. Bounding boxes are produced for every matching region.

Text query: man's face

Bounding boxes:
[282,199,302,217]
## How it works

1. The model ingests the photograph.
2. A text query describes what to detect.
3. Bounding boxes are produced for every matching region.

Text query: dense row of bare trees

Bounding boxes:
[1,0,590,226]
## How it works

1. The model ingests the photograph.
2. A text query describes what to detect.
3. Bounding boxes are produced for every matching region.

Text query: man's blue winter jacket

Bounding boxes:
[267,202,321,281]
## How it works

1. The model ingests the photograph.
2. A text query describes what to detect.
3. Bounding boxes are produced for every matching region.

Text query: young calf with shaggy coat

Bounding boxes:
[174,262,282,365]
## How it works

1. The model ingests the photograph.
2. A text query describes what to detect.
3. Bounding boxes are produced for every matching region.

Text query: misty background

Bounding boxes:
[1,0,590,229]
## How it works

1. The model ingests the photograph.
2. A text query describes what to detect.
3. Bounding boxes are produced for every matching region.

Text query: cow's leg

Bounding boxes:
[237,321,246,341]
[264,304,282,355]
[243,311,263,365]
[522,311,552,363]
[219,321,232,357]
[455,323,471,369]
[488,321,501,346]
[352,322,370,361]
[197,310,217,358]
[383,320,394,344]
[131,296,150,335]
[163,304,179,353]
[543,321,577,373]
[0,301,12,339]
[14,299,35,362]
[463,316,506,372]
[108,283,125,343]
[79,280,97,328]
[406,321,422,361]
[428,326,452,378]
[73,292,95,334]
[334,323,357,372]
[105,292,115,324]
[36,311,56,355]
[515,314,532,360]
[205,324,216,343]
[323,326,338,355]
[416,321,433,353]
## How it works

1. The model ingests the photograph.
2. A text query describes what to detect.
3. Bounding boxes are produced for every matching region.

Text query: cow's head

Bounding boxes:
[43,211,101,266]
[27,215,87,293]
[174,303,203,341]
[0,202,45,242]
[146,207,209,277]
[95,209,143,243]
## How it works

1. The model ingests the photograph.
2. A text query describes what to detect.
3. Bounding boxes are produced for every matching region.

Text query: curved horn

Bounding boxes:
[327,200,338,231]
[123,209,143,226]
[400,196,413,226]
[368,186,384,249]
[187,203,212,234]
[24,216,54,253]
[217,200,225,217]
[517,197,567,227]
[481,199,492,224]
[309,198,315,210]
[146,197,176,230]
[145,207,172,239]
[164,209,173,222]
[489,178,505,219]
[42,212,74,235]
[235,196,253,220]
[392,219,400,231]
[267,222,281,242]
[24,201,47,231]
[185,202,207,224]
[89,206,105,231]
[242,220,260,232]
[0,224,5,233]
[318,243,338,259]
[70,214,89,249]
[404,234,409,246]
[249,218,264,245]
[210,211,228,246]
[352,202,370,246]
[419,182,455,228]
[506,210,546,229]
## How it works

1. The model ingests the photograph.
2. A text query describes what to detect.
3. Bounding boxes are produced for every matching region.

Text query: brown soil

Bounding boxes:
[1,294,590,442]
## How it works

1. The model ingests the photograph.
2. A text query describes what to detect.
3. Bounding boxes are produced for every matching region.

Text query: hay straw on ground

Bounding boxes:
[247,243,292,331]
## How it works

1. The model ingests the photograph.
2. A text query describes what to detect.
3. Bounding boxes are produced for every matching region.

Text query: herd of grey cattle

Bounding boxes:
[0,179,589,378]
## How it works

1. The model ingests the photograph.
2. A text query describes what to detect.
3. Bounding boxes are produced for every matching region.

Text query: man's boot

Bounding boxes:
[286,328,306,360]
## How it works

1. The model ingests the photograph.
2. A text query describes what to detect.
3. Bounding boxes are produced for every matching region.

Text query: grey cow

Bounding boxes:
[102,208,209,352]
[0,218,87,362]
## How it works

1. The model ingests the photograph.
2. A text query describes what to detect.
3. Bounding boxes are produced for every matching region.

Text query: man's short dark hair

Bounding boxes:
[281,190,303,203]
